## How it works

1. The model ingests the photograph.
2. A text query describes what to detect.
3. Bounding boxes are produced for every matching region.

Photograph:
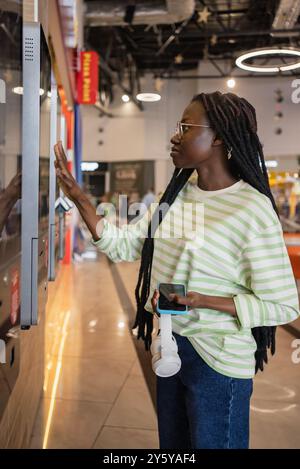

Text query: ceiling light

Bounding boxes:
[88,320,98,327]
[81,162,99,171]
[13,87,46,96]
[136,92,161,102]
[12,86,23,95]
[122,94,130,103]
[280,62,300,71]
[265,160,278,168]
[226,78,236,88]
[236,47,300,73]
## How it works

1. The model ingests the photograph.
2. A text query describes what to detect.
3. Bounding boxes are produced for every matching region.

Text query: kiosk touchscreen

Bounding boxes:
[21,23,51,328]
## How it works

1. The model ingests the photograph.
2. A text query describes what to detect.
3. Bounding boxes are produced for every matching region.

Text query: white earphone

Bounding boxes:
[150,314,181,377]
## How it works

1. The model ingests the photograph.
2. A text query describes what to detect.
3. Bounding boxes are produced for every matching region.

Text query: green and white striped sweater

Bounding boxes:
[92,179,300,379]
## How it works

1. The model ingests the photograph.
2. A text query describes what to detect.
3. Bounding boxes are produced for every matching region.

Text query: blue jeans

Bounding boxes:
[156,332,253,449]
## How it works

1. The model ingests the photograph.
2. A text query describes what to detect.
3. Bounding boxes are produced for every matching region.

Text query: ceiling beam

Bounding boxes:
[160,73,300,79]
[99,56,144,111]
[209,58,227,77]
[156,15,193,56]
[128,27,300,40]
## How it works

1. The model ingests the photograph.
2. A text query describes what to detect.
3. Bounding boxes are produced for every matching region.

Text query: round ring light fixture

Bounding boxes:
[236,47,300,73]
[136,92,161,102]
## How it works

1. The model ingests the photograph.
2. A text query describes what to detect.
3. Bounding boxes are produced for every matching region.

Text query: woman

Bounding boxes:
[54,91,300,449]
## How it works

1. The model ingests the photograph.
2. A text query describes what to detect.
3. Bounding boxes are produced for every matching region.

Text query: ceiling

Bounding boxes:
[83,0,300,105]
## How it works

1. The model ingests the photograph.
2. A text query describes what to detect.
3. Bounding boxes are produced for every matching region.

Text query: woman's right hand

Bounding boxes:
[54,141,83,202]
[54,141,103,241]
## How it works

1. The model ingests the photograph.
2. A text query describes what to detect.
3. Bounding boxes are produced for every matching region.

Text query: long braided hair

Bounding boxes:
[133,91,278,373]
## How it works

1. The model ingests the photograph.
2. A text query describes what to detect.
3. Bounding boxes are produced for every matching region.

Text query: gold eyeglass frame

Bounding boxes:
[176,121,211,137]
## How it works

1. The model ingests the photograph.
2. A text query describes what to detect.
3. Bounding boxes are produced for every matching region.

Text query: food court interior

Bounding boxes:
[0,0,300,449]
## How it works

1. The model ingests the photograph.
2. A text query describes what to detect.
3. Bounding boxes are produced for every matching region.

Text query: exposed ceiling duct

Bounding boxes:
[85,0,196,27]
[272,0,300,29]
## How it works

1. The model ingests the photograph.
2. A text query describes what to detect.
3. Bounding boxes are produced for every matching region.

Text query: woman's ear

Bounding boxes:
[211,134,223,147]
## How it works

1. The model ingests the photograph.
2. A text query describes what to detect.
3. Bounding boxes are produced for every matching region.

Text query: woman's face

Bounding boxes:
[170,100,219,169]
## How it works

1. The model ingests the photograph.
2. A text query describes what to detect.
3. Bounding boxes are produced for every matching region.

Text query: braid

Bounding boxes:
[193,91,278,373]
[133,90,278,373]
[133,167,194,350]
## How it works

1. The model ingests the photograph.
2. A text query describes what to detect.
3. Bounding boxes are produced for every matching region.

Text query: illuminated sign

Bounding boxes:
[77,51,99,105]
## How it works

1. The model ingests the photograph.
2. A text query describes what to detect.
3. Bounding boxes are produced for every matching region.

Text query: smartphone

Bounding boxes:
[157,283,188,315]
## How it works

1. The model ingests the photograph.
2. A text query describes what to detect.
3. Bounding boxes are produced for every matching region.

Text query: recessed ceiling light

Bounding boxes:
[13,87,46,96]
[12,86,23,95]
[236,47,300,73]
[265,160,278,168]
[226,78,236,88]
[122,94,130,102]
[136,92,161,102]
[81,162,99,171]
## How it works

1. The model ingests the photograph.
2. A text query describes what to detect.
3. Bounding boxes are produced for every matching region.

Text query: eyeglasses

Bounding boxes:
[175,121,210,138]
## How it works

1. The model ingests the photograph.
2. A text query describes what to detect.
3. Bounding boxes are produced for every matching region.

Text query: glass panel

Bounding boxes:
[0,0,22,424]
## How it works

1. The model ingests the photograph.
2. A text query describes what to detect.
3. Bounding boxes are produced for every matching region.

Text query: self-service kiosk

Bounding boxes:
[21,22,51,328]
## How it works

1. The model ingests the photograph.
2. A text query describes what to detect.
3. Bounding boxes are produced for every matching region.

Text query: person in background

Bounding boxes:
[96,192,115,223]
[294,197,300,222]
[281,196,291,219]
[128,190,140,222]
[110,191,119,209]
[142,187,156,209]
[138,187,156,217]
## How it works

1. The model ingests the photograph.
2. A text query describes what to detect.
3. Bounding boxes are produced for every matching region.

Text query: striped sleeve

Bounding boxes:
[91,211,150,263]
[233,222,300,329]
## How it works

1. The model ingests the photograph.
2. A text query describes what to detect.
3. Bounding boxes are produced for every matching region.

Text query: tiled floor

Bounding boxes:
[30,254,159,449]
[250,326,300,449]
[30,253,300,449]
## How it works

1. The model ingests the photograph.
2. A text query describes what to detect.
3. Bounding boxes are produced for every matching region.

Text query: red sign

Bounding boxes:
[77,51,99,105]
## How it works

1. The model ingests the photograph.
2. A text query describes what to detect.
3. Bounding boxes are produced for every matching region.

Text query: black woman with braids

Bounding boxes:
[54,91,299,449]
